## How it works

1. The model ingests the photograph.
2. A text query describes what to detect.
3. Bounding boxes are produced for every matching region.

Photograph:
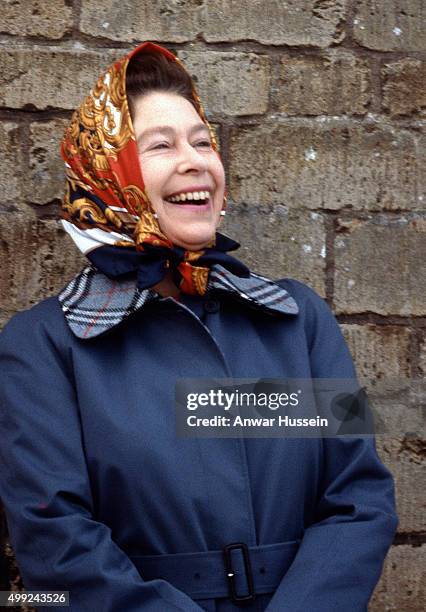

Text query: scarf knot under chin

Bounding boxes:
[87,232,250,296]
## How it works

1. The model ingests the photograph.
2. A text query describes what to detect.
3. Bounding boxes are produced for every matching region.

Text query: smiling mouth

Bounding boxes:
[164,190,211,206]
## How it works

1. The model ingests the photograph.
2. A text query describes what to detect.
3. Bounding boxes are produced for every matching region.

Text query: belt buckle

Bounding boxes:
[223,542,256,605]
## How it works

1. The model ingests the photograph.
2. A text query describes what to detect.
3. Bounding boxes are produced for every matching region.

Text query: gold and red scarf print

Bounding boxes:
[60,41,227,295]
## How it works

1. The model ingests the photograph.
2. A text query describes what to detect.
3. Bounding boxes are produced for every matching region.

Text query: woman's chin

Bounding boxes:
[158,217,218,251]
[168,229,217,251]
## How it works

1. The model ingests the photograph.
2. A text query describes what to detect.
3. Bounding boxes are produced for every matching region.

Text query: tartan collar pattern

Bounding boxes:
[58,264,299,339]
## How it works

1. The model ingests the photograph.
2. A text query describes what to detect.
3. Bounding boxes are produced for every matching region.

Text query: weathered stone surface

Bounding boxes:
[0,47,120,110]
[27,119,68,204]
[80,0,201,42]
[341,326,419,450]
[0,123,24,205]
[370,544,426,611]
[387,445,426,533]
[229,122,420,211]
[80,0,346,47]
[222,207,326,295]
[379,436,426,533]
[1,45,269,118]
[420,337,426,375]
[202,0,347,47]
[382,59,426,117]
[178,51,270,117]
[334,216,426,315]
[354,0,426,52]
[0,216,85,311]
[342,324,411,381]
[417,129,426,209]
[0,0,72,39]
[278,51,370,116]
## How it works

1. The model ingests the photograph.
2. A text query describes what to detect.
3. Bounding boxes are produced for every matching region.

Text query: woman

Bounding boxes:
[0,42,398,611]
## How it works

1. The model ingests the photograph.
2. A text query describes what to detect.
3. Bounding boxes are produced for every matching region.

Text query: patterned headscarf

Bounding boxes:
[60,41,248,295]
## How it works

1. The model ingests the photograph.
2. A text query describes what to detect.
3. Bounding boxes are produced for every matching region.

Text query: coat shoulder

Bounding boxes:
[272,277,345,355]
[0,295,70,350]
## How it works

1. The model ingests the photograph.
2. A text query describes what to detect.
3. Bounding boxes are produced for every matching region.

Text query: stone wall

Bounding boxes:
[0,1,425,610]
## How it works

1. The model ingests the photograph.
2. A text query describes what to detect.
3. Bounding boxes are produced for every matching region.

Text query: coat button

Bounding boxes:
[203,298,220,314]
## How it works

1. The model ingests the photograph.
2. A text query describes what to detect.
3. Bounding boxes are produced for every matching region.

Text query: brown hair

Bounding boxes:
[125,51,198,121]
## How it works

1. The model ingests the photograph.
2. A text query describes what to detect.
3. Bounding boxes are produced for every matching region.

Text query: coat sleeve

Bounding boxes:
[0,307,203,612]
[266,285,399,612]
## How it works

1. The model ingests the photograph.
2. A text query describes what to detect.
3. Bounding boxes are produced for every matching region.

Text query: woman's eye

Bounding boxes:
[152,142,170,150]
[195,140,212,148]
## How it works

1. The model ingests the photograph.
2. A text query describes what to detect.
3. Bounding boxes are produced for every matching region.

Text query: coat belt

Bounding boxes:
[130,540,300,600]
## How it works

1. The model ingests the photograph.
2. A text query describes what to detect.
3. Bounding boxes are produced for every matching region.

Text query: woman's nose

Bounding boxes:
[177,142,208,173]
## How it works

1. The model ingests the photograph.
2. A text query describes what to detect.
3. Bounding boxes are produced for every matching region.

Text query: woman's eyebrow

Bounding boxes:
[137,124,210,146]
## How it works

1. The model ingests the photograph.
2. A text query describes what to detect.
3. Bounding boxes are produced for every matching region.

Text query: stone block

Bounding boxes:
[370,544,426,611]
[27,119,69,204]
[0,122,24,205]
[375,436,426,534]
[334,216,426,315]
[202,0,347,47]
[80,0,201,42]
[382,59,426,117]
[420,337,426,376]
[0,216,85,311]
[279,51,370,116]
[0,47,120,111]
[389,445,426,533]
[0,0,72,39]
[178,51,270,117]
[228,122,420,211]
[341,324,411,381]
[222,207,326,295]
[80,0,346,47]
[417,130,426,208]
[354,0,425,52]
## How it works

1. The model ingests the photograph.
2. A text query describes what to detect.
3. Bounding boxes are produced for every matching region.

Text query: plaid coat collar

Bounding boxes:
[58,264,299,339]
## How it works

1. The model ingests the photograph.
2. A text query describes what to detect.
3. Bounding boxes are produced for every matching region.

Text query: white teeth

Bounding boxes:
[166,190,210,203]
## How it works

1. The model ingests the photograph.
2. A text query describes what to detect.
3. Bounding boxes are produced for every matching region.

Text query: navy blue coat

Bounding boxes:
[0,274,398,611]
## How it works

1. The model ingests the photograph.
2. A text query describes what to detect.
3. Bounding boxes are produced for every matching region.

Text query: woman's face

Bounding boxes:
[132,91,226,251]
